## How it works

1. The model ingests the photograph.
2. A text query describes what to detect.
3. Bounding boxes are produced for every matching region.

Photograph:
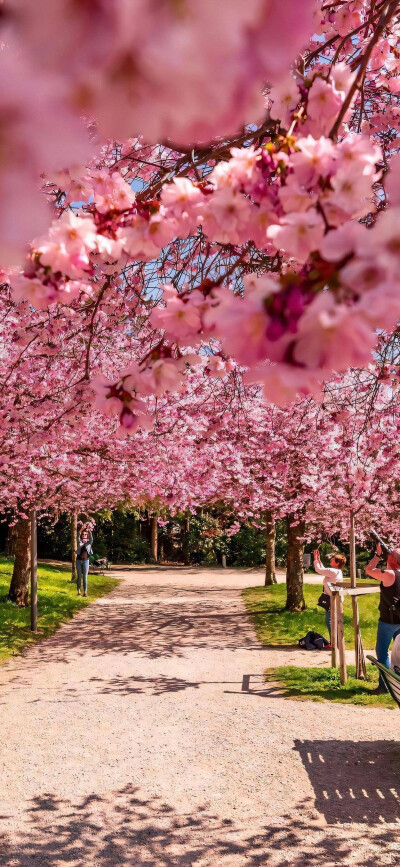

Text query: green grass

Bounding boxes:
[265,665,395,709]
[243,583,379,649]
[0,557,118,664]
[243,584,395,707]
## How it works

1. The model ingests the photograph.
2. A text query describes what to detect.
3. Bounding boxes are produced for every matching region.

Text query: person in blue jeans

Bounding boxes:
[366,542,400,693]
[76,529,93,597]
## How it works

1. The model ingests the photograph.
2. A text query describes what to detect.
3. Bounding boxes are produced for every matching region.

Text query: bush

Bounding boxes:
[230,524,265,567]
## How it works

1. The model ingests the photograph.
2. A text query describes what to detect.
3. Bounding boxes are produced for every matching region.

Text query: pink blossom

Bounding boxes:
[328,168,374,216]
[117,220,161,262]
[341,258,386,293]
[267,209,325,261]
[279,178,317,214]
[357,208,400,274]
[160,177,204,225]
[293,293,376,370]
[306,78,343,136]
[336,135,381,178]
[202,188,253,245]
[150,284,202,343]
[320,223,365,262]
[330,62,356,99]
[147,359,185,396]
[385,152,400,205]
[290,136,335,186]
[204,276,282,365]
[35,212,98,277]
[269,78,300,127]
[93,172,136,214]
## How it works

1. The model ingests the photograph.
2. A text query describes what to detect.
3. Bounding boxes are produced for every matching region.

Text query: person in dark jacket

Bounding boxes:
[76,529,93,597]
[366,542,400,693]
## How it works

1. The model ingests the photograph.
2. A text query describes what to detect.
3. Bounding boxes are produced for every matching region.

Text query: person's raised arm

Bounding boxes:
[365,543,395,586]
[313,549,327,576]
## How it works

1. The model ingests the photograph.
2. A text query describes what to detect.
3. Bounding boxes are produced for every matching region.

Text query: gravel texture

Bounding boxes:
[0,565,399,866]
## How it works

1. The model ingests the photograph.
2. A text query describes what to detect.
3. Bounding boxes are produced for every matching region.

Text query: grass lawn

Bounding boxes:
[264,666,395,709]
[243,583,396,708]
[243,583,379,649]
[0,557,118,665]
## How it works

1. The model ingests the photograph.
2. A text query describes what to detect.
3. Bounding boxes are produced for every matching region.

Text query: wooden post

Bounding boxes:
[337,592,347,684]
[352,594,367,679]
[349,511,366,679]
[331,591,338,668]
[30,509,38,633]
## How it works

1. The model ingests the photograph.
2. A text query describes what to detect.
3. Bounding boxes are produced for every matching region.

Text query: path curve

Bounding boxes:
[0,566,399,866]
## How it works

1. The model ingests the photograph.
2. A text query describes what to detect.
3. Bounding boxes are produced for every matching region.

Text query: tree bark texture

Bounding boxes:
[71,510,78,582]
[151,514,158,562]
[264,510,277,585]
[285,515,306,612]
[6,522,17,557]
[9,517,31,606]
[183,514,190,564]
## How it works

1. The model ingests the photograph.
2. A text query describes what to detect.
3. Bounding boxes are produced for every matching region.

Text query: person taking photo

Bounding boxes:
[76,528,93,597]
[313,549,346,643]
[365,542,400,693]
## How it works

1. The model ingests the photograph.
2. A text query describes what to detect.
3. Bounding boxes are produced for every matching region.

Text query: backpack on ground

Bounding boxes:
[299,630,329,650]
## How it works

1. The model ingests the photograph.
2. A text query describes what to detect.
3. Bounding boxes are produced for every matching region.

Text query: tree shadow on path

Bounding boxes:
[3,583,261,672]
[0,783,399,867]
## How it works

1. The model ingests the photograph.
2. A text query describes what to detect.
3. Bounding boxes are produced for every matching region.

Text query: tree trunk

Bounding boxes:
[285,515,306,612]
[264,510,277,585]
[183,514,190,564]
[9,517,31,606]
[71,510,78,582]
[6,522,17,557]
[151,514,158,562]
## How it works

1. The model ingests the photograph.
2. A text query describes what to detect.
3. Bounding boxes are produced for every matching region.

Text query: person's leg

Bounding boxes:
[76,560,82,594]
[376,621,397,688]
[325,608,331,639]
[82,560,89,595]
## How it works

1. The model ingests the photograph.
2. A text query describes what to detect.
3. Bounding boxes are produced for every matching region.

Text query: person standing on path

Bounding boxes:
[313,549,346,641]
[365,542,400,693]
[76,529,93,597]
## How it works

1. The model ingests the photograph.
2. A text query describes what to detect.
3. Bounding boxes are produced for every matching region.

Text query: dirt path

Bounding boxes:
[0,566,399,866]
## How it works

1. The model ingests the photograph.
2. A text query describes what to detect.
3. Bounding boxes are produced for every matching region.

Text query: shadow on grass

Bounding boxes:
[0,557,118,665]
[264,665,395,708]
[243,584,379,651]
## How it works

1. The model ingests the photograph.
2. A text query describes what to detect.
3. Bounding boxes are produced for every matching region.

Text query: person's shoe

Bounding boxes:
[83,592,87,597]
[370,685,387,695]
[77,589,81,596]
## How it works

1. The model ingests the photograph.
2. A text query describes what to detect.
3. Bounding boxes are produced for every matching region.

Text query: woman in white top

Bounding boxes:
[313,549,347,642]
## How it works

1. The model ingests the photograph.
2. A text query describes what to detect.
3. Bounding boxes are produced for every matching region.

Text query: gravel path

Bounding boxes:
[0,566,399,866]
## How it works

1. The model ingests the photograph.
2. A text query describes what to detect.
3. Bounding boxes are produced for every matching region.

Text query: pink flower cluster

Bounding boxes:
[0,0,316,262]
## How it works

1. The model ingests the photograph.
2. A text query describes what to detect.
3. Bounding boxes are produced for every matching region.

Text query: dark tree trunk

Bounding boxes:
[9,517,31,606]
[71,510,78,582]
[264,510,277,585]
[286,514,306,612]
[151,514,158,562]
[183,514,190,564]
[6,522,17,557]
